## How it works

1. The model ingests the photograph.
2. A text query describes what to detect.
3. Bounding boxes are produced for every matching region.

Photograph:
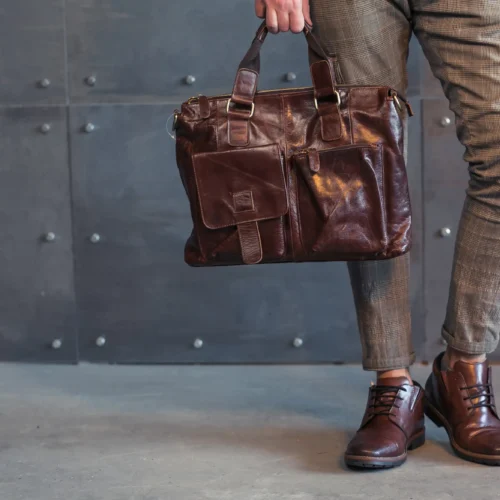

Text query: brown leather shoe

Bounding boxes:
[344,377,426,469]
[425,352,500,466]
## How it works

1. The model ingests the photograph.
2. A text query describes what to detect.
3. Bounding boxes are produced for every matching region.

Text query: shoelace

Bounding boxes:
[368,385,407,417]
[461,383,496,412]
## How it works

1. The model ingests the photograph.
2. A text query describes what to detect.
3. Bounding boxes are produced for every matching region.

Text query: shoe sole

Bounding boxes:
[344,429,426,470]
[424,398,500,466]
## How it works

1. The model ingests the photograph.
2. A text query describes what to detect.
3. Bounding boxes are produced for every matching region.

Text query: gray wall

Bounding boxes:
[0,1,474,364]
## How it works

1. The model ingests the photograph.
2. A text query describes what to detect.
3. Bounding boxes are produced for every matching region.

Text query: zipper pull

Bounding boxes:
[308,149,320,173]
[397,93,414,117]
[390,90,415,117]
[187,94,210,119]
[404,99,414,117]
[296,148,320,173]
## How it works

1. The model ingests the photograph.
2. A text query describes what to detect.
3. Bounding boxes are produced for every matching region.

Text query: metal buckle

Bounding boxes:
[226,99,255,118]
[314,90,341,110]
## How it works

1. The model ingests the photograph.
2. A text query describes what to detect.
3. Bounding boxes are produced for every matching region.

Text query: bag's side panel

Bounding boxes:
[175,102,219,265]
[349,87,411,258]
[381,146,412,258]
[349,87,404,153]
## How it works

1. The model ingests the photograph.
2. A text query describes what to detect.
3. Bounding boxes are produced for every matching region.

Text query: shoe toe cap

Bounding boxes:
[346,432,404,458]
[469,429,500,456]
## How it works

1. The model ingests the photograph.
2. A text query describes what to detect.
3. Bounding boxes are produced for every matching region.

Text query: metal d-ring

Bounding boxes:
[226,99,255,118]
[166,112,178,140]
[314,90,341,110]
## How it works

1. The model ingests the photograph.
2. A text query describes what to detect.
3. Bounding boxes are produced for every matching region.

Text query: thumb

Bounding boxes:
[255,0,266,18]
[303,0,313,26]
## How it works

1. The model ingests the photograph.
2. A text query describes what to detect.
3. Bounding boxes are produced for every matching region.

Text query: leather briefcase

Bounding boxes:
[173,21,413,266]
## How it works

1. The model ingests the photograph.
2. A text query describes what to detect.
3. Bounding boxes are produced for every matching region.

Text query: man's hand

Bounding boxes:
[255,0,312,34]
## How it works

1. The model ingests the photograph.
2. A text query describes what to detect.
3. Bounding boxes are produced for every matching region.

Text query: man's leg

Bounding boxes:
[411,0,500,465]
[311,0,425,470]
[311,0,416,377]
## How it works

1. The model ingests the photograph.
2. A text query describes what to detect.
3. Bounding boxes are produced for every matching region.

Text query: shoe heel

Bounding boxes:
[424,401,444,428]
[408,431,426,451]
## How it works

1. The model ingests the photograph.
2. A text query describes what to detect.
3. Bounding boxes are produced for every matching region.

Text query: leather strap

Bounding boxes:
[227,69,258,146]
[198,95,211,119]
[228,106,253,146]
[308,149,320,173]
[233,191,263,265]
[237,222,263,265]
[310,60,342,141]
[231,69,258,107]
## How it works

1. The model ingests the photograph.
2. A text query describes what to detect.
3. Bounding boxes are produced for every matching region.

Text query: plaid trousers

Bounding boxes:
[310,0,500,370]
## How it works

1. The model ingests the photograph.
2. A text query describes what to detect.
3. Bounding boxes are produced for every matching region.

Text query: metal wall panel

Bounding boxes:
[0,1,66,105]
[66,1,315,104]
[0,107,76,362]
[0,1,435,364]
[70,103,424,364]
[422,99,472,360]
[407,36,423,98]
[67,1,423,104]
[70,104,360,363]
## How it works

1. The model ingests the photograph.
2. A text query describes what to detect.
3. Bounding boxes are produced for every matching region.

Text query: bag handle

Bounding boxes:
[238,21,337,73]
[227,21,343,146]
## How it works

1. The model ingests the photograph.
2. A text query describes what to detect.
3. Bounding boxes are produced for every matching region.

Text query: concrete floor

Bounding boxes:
[0,363,498,500]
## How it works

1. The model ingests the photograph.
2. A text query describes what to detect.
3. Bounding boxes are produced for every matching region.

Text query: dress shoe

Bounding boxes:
[425,352,500,465]
[344,377,425,469]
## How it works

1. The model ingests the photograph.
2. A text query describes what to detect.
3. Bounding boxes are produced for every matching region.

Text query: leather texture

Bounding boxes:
[345,377,425,469]
[174,21,413,266]
[425,352,500,465]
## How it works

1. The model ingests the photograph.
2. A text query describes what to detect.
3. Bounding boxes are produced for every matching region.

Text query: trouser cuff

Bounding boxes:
[362,352,416,372]
[441,326,498,355]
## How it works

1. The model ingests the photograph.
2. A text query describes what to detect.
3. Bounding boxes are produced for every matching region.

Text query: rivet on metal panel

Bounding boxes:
[83,123,96,133]
[440,116,452,127]
[193,338,203,349]
[51,339,62,349]
[439,227,452,238]
[44,232,56,242]
[89,233,101,243]
[40,123,51,134]
[96,336,106,347]
[292,337,304,348]
[285,72,297,82]
[85,75,97,86]
[38,78,51,88]
[185,75,196,85]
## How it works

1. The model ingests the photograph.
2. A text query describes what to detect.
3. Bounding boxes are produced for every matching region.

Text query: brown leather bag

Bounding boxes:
[173,21,413,266]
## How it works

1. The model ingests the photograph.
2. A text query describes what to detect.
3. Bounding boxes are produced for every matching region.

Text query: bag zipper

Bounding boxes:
[187,84,405,103]
[186,86,414,117]
[292,142,377,158]
[293,143,379,173]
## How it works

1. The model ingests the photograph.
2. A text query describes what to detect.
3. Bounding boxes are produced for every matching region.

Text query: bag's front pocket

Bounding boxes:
[192,143,288,265]
[293,143,387,259]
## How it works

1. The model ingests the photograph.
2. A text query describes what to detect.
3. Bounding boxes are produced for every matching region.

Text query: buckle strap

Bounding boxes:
[233,191,262,265]
[227,68,258,146]
[237,221,263,265]
[310,60,343,141]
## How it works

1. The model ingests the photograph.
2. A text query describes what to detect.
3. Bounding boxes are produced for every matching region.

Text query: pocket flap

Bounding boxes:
[193,144,288,230]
